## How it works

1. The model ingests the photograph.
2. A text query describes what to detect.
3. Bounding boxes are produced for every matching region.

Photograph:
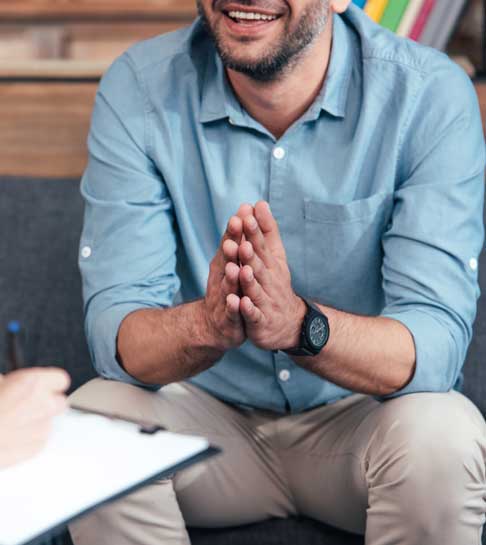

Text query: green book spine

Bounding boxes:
[380,0,410,31]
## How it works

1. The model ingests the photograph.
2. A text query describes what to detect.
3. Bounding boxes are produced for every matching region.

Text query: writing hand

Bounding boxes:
[0,368,70,469]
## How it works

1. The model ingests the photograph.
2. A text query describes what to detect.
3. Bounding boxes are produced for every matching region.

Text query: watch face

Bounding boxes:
[308,316,328,348]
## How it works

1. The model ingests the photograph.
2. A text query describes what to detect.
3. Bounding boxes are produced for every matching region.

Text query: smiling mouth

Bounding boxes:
[223,9,282,24]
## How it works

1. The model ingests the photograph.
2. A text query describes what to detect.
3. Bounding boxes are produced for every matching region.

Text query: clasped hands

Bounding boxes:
[203,201,307,352]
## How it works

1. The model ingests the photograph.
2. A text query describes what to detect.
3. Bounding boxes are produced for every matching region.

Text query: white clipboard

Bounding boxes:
[0,408,218,545]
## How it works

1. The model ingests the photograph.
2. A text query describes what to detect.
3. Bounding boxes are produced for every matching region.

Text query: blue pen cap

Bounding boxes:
[7,321,21,334]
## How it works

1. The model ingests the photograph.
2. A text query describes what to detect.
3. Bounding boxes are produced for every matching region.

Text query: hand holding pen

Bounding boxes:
[0,321,71,469]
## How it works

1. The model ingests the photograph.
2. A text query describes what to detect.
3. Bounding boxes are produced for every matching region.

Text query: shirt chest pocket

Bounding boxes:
[303,192,393,314]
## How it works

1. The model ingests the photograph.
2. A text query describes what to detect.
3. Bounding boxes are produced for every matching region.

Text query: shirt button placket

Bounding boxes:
[268,144,287,212]
[269,143,289,410]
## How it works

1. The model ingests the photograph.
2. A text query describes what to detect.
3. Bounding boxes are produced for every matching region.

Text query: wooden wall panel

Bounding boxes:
[0,82,97,178]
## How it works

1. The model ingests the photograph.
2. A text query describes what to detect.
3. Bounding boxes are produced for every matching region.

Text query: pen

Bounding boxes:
[6,320,24,372]
[70,404,167,435]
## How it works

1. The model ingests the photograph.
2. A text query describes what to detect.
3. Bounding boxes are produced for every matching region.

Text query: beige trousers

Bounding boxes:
[69,378,486,545]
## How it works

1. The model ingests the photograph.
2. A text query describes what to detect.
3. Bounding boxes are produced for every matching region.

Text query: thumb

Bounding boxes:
[29,368,71,394]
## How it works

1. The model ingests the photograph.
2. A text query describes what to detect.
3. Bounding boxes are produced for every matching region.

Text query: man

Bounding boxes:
[0,368,70,468]
[69,0,486,543]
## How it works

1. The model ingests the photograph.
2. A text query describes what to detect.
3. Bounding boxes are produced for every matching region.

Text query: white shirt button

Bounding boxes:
[228,117,235,125]
[279,369,290,382]
[81,246,92,259]
[273,146,285,160]
[469,257,478,271]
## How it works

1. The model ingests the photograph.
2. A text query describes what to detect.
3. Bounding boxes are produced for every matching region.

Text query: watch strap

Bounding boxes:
[284,298,329,357]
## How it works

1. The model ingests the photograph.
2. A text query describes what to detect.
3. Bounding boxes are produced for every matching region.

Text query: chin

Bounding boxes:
[224,50,269,67]
[217,35,279,65]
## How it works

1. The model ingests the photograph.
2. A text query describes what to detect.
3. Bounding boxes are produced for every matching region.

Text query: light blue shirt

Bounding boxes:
[79,5,485,413]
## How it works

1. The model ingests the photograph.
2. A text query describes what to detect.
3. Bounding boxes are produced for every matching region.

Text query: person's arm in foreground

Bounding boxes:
[0,368,70,468]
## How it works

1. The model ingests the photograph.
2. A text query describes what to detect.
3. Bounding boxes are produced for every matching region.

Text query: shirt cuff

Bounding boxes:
[87,303,162,390]
[378,308,459,399]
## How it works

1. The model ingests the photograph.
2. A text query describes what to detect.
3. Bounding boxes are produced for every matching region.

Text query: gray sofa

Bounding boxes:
[1,177,485,545]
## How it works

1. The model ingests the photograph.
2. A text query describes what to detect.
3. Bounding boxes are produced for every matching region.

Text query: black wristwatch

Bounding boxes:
[284,298,330,357]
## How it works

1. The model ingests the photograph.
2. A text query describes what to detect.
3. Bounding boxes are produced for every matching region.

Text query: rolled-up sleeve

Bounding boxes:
[380,61,485,397]
[79,53,180,388]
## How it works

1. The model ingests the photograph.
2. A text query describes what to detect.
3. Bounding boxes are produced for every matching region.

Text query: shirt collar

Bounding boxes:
[308,12,353,120]
[199,43,232,123]
[199,10,354,124]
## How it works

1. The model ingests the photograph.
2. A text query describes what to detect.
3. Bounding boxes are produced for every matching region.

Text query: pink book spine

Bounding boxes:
[409,0,436,41]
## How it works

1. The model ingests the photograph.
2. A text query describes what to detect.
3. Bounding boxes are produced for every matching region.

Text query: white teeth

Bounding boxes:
[227,10,277,21]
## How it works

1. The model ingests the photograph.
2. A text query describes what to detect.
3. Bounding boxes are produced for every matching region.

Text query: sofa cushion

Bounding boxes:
[0,177,94,388]
[462,247,486,415]
[189,517,364,544]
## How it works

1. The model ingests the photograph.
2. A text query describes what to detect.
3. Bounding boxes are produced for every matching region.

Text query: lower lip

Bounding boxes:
[222,13,281,36]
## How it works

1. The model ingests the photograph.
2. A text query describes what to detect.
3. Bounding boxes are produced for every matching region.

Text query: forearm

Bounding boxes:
[294,305,416,396]
[115,212,248,386]
[117,299,224,386]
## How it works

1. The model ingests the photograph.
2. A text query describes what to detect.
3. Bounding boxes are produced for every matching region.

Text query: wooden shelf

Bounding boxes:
[0,0,196,21]
[0,60,110,79]
[0,22,184,65]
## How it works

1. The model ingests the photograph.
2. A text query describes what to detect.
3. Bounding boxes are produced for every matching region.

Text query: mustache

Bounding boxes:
[213,0,286,12]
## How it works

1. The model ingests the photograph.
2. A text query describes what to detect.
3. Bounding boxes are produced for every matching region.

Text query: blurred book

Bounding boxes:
[396,0,428,37]
[420,0,469,50]
[409,0,436,41]
[380,0,410,32]
[364,0,389,21]
[352,0,470,51]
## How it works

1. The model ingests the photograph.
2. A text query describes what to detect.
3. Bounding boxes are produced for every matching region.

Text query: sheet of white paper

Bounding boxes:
[0,409,209,545]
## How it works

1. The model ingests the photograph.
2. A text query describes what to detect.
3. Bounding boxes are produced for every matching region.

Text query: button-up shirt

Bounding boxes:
[79,4,485,413]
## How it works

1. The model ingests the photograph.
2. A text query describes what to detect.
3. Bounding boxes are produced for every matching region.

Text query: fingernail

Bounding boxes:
[248,216,257,230]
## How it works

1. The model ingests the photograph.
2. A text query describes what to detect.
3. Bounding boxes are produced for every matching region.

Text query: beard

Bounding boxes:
[197,0,330,82]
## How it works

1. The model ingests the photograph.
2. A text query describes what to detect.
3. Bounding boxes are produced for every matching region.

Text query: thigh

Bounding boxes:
[70,378,296,527]
[278,390,486,537]
[278,393,377,535]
